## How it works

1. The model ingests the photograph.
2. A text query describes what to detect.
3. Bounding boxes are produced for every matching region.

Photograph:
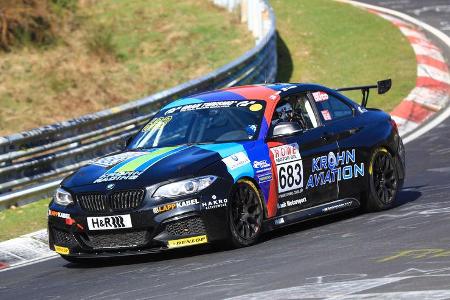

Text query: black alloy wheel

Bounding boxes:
[366,148,399,211]
[228,180,264,247]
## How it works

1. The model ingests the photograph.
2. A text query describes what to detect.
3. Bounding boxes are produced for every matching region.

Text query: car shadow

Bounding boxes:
[64,187,423,268]
[63,245,220,269]
[261,186,423,244]
[394,186,423,207]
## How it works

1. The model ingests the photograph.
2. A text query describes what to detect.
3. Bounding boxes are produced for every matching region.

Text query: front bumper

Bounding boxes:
[48,183,231,257]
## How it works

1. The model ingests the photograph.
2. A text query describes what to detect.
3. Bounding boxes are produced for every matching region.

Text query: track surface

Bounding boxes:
[1,1,450,299]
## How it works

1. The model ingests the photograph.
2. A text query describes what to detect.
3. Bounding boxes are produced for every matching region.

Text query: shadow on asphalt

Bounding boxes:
[64,188,422,269]
[276,31,293,82]
[394,186,423,207]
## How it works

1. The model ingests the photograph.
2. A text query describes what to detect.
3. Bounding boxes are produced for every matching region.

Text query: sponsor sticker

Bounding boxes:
[165,101,259,115]
[54,245,70,255]
[312,91,329,102]
[142,116,172,132]
[87,214,132,231]
[322,201,353,212]
[94,171,142,183]
[278,197,307,209]
[306,149,364,190]
[167,235,208,248]
[202,198,228,210]
[153,199,199,214]
[270,143,304,194]
[274,218,285,225]
[253,160,271,169]
[321,109,332,121]
[249,103,263,111]
[222,152,250,170]
[257,172,272,183]
[93,146,183,183]
[48,210,70,219]
[91,152,145,168]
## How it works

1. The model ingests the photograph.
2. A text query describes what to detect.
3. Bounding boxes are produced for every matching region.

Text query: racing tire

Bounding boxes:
[227,179,264,248]
[365,148,399,212]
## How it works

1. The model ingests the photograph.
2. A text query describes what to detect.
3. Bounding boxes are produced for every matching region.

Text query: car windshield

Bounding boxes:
[129,100,266,149]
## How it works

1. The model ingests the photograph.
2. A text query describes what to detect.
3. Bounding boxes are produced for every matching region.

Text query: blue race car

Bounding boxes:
[48,80,405,262]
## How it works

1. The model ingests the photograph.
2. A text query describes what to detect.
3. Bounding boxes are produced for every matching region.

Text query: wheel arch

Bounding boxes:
[233,176,269,219]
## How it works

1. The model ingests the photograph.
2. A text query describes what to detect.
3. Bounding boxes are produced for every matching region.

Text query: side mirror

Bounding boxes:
[267,122,303,140]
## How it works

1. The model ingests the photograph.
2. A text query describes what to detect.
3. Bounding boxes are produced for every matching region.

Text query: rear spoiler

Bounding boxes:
[336,79,391,108]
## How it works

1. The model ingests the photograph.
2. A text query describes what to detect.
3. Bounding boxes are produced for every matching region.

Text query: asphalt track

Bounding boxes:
[1,1,450,299]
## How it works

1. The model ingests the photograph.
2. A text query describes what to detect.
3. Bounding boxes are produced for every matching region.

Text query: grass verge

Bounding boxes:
[0,198,50,241]
[273,0,416,111]
[0,0,253,135]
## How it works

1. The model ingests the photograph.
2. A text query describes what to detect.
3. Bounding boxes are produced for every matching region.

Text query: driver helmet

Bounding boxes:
[274,102,294,123]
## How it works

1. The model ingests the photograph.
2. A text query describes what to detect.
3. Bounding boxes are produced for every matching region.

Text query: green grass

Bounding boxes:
[0,0,253,135]
[273,0,416,111]
[0,199,50,241]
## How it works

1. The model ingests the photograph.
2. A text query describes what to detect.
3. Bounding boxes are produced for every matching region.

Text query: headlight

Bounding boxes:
[152,176,217,199]
[54,187,74,206]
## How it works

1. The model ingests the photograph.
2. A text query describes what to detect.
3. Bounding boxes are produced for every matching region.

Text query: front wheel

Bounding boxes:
[227,179,264,248]
[365,148,399,212]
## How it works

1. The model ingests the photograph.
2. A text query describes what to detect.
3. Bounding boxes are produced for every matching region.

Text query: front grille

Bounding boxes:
[84,230,149,249]
[165,217,207,236]
[78,194,107,212]
[52,228,79,248]
[77,189,145,213]
[110,190,145,210]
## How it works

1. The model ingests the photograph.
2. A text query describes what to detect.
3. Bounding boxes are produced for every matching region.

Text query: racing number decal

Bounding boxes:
[270,143,303,193]
[278,161,303,192]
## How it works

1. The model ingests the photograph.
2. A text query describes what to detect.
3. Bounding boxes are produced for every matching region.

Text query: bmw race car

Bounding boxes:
[48,80,405,262]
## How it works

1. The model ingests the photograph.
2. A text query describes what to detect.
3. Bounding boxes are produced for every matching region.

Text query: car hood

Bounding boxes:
[62,143,251,192]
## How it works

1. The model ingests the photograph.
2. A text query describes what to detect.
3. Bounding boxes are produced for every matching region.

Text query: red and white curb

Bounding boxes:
[370,12,450,136]
[338,0,450,141]
[0,230,56,272]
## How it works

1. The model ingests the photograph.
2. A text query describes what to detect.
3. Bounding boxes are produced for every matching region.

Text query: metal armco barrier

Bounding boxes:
[0,0,277,209]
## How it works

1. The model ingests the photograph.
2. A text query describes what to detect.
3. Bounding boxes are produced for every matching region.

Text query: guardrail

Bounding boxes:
[0,0,277,209]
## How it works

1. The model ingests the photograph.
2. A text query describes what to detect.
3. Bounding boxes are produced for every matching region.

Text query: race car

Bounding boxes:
[48,80,405,262]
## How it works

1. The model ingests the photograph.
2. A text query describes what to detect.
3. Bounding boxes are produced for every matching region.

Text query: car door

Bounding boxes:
[268,92,339,216]
[311,90,367,200]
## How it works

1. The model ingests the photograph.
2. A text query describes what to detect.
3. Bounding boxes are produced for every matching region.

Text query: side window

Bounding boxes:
[311,91,353,122]
[272,93,319,130]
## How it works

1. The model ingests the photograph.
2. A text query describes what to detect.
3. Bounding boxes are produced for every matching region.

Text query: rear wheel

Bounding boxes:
[365,148,399,212]
[228,180,264,248]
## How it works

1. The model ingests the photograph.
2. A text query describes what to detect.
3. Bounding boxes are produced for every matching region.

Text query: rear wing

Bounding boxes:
[336,79,391,108]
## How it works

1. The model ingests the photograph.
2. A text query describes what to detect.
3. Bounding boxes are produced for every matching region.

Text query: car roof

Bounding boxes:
[162,83,342,110]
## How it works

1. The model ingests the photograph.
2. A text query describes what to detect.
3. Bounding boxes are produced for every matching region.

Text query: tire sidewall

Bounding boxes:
[366,148,399,211]
[227,179,264,248]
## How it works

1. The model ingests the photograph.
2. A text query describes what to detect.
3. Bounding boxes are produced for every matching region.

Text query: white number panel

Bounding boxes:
[270,143,304,194]
[276,160,303,193]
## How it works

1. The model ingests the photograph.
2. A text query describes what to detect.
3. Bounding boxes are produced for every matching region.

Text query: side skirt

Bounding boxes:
[263,198,360,231]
